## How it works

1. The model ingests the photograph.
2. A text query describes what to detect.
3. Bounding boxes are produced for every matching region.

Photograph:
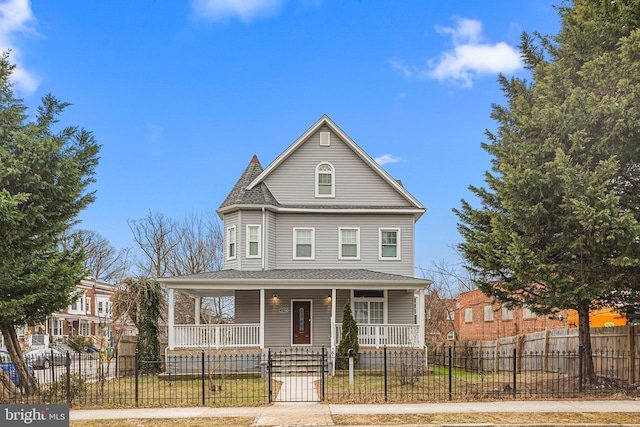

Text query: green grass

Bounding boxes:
[41,374,271,408]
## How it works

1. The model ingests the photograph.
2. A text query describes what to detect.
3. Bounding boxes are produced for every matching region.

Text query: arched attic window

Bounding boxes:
[316,162,335,197]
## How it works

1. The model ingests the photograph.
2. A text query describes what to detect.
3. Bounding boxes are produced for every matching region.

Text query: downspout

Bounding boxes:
[262,207,266,270]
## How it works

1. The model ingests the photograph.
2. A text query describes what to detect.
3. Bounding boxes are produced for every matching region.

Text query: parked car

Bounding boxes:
[0,349,35,386]
[24,348,68,369]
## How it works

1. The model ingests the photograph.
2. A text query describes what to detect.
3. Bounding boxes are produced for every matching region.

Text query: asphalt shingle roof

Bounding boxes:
[218,155,280,210]
[161,268,431,285]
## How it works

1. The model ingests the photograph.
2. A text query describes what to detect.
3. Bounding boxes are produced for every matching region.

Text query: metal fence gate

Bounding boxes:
[268,347,327,402]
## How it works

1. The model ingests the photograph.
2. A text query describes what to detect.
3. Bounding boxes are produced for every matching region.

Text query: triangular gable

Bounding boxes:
[246,115,425,211]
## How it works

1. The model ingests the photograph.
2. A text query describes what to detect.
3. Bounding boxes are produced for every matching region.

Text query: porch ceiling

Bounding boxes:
[160,268,432,295]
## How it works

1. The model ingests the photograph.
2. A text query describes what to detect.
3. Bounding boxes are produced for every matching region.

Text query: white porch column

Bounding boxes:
[330,288,337,349]
[168,288,175,350]
[417,288,426,348]
[259,289,265,349]
[195,297,201,325]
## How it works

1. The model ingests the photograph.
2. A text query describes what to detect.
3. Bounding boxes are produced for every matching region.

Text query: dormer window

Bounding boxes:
[316,162,334,197]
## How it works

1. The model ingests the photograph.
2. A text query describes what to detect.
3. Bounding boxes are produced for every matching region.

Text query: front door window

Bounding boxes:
[292,301,311,345]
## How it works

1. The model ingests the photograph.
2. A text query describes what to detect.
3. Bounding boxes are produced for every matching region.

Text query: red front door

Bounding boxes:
[292,301,311,345]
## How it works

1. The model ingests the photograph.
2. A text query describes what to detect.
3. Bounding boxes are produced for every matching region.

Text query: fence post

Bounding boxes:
[201,350,206,406]
[268,349,272,404]
[321,347,326,402]
[578,344,583,394]
[135,349,139,407]
[512,348,516,399]
[448,345,452,401]
[65,352,71,405]
[628,325,636,385]
[383,346,388,402]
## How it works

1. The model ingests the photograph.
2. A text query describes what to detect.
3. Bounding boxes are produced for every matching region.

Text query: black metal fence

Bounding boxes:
[1,347,639,407]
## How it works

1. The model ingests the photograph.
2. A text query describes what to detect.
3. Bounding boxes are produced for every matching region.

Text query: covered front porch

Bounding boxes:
[160,269,431,354]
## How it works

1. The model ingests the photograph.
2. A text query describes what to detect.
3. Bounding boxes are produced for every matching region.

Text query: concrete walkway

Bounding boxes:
[70,399,640,426]
[273,374,321,402]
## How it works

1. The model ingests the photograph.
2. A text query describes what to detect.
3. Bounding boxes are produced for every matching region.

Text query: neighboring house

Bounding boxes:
[456,289,564,341]
[160,115,432,358]
[424,291,458,345]
[45,277,119,343]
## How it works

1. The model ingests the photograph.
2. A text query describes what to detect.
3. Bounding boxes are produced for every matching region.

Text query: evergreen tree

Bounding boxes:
[336,302,359,370]
[455,0,640,383]
[0,52,100,394]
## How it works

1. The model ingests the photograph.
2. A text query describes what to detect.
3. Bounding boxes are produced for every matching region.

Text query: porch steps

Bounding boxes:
[269,348,329,374]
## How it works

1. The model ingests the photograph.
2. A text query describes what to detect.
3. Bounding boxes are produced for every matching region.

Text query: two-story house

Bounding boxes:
[46,277,117,344]
[160,116,432,359]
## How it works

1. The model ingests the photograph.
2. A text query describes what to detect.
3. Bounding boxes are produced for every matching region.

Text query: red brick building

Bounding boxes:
[424,291,458,345]
[455,289,565,341]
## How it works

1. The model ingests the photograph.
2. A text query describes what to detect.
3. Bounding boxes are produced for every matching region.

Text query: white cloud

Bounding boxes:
[191,0,286,23]
[392,17,522,88]
[0,0,39,94]
[375,154,403,166]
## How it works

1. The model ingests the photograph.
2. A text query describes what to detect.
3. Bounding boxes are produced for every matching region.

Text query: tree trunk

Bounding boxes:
[1,324,37,396]
[577,300,595,385]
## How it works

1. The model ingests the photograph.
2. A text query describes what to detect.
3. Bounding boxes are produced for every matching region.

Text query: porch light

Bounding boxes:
[272,294,278,299]
[327,294,332,301]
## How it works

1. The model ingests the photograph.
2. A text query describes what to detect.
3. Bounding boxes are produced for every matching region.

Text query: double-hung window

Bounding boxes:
[353,290,385,325]
[339,227,360,259]
[246,225,261,258]
[316,163,334,197]
[293,228,315,259]
[227,226,236,260]
[379,228,400,260]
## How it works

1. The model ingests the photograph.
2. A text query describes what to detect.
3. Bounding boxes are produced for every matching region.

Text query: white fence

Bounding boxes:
[174,324,260,349]
[336,324,420,348]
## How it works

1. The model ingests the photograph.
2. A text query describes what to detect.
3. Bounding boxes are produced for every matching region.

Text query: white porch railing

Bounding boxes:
[335,324,420,348]
[174,324,260,349]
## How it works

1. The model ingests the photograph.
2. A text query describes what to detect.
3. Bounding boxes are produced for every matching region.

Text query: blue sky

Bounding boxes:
[1,0,560,277]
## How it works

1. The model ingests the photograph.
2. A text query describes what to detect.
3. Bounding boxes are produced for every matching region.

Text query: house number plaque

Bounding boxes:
[279,308,289,313]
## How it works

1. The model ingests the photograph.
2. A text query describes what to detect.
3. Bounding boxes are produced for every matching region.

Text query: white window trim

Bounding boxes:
[484,305,494,322]
[315,162,335,198]
[246,224,262,258]
[502,306,514,320]
[523,306,537,319]
[226,225,237,260]
[378,228,401,260]
[293,227,315,260]
[319,131,331,146]
[464,308,473,323]
[338,227,360,260]
[350,290,388,324]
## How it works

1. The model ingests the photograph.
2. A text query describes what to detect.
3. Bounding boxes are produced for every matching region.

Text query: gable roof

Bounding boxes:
[246,115,425,213]
[218,154,280,211]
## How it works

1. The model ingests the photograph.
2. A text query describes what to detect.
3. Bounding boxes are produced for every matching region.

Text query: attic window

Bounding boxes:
[320,131,330,146]
[316,162,335,197]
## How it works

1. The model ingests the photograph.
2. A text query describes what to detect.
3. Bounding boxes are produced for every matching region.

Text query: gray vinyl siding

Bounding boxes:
[234,290,260,323]
[387,290,415,324]
[273,212,415,276]
[335,289,413,324]
[267,211,277,269]
[263,126,412,207]
[239,210,263,271]
[267,290,332,347]
[223,212,239,270]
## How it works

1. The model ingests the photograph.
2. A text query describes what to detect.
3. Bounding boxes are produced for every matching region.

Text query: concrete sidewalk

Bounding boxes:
[70,399,640,426]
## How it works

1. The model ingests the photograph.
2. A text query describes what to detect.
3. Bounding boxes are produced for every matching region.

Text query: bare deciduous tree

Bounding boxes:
[77,229,132,282]
[128,210,231,324]
[128,211,179,278]
[417,253,476,346]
